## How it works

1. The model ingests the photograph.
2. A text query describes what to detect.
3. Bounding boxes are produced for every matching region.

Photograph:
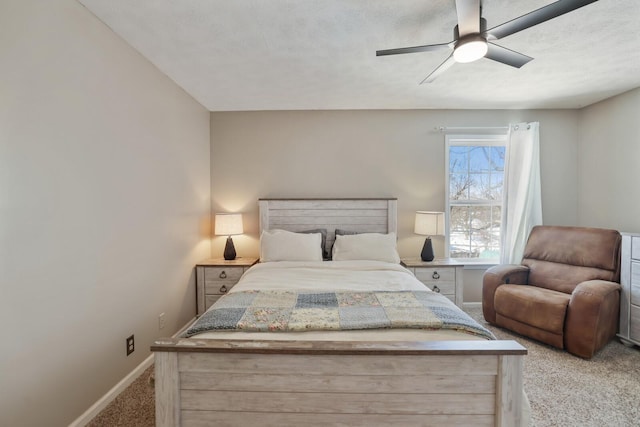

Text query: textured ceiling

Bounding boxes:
[78,0,640,111]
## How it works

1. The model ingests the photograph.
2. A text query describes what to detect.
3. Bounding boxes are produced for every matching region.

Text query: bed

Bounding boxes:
[152,198,527,426]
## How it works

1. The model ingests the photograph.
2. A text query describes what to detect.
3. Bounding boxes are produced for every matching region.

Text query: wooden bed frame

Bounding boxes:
[152,198,526,427]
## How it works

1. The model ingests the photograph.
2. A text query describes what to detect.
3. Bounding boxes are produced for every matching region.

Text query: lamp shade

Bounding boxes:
[214,213,243,236]
[414,211,445,236]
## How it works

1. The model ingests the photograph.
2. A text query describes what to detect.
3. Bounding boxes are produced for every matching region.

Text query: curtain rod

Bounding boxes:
[435,126,510,132]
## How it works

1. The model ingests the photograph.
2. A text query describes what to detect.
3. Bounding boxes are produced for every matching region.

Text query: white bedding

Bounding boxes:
[191,260,484,342]
[231,260,426,293]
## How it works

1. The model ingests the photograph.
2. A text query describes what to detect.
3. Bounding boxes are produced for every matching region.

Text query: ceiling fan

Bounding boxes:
[376,0,599,84]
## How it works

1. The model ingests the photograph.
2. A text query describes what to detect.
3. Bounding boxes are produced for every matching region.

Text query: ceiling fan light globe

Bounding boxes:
[453,38,488,63]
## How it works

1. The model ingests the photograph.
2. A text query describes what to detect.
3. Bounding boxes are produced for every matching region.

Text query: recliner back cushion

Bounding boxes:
[522,260,618,294]
[521,226,621,294]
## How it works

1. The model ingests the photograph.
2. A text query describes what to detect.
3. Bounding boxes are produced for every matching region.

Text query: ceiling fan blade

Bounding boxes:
[420,54,456,84]
[376,42,451,57]
[485,0,598,40]
[485,43,533,68]
[455,0,481,37]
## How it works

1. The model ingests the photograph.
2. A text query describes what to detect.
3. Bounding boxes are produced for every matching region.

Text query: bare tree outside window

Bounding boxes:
[446,137,506,259]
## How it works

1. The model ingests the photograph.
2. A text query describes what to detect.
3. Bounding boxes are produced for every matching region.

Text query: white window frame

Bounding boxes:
[445,134,508,260]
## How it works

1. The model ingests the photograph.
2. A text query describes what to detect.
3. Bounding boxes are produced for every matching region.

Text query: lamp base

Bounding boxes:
[223,236,237,260]
[420,237,435,262]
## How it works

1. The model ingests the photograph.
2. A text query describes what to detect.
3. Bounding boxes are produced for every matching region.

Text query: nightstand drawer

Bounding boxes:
[205,281,236,295]
[414,267,455,283]
[205,266,244,284]
[423,281,456,295]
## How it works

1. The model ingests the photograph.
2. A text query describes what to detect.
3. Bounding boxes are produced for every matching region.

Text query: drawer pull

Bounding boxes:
[219,271,227,279]
[432,271,440,280]
[432,285,441,293]
[219,285,228,293]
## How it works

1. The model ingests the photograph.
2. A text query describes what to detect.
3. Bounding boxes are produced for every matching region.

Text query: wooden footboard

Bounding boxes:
[152,339,526,427]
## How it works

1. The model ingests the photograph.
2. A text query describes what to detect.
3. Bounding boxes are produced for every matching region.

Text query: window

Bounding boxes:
[445,135,507,260]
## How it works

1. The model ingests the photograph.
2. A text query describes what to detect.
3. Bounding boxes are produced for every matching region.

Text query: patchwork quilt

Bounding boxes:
[184,290,495,340]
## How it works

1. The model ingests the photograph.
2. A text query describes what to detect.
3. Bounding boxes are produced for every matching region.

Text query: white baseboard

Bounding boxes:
[68,354,154,427]
[463,301,482,310]
[69,317,196,427]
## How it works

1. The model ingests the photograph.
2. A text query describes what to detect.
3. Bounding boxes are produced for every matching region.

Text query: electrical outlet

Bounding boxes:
[158,312,166,330]
[126,335,134,356]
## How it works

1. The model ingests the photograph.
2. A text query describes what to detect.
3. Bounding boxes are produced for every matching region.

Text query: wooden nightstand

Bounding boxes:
[195,257,258,316]
[401,258,464,307]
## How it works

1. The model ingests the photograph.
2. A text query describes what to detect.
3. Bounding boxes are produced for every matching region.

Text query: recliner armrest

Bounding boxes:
[565,280,621,358]
[482,264,530,324]
[572,279,620,297]
[485,264,531,284]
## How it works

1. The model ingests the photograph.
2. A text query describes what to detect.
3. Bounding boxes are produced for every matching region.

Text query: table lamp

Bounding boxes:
[414,211,445,262]
[214,213,243,260]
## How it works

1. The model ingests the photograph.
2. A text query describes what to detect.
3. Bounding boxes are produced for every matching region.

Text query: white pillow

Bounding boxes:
[332,232,400,263]
[260,229,323,262]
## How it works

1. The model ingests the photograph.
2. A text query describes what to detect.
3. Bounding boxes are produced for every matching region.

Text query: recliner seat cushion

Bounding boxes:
[494,284,570,334]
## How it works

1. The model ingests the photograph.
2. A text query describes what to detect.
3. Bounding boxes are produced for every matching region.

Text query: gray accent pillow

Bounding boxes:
[335,229,360,236]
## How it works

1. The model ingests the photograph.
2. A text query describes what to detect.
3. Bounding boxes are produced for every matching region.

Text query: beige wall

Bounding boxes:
[211,109,580,302]
[0,1,210,426]
[8,2,635,423]
[577,87,640,232]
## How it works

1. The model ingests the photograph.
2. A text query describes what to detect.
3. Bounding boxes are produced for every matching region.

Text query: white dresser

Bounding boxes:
[618,232,640,347]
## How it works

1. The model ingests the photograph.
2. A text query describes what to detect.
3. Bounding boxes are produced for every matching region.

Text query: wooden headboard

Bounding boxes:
[258,198,397,250]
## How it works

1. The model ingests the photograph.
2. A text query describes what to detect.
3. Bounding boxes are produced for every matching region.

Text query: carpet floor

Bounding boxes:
[88,307,640,426]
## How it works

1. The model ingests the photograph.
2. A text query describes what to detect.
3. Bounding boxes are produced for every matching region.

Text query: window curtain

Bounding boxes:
[500,122,543,264]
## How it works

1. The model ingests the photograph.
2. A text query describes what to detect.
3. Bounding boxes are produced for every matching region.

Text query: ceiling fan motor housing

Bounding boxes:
[453,18,487,40]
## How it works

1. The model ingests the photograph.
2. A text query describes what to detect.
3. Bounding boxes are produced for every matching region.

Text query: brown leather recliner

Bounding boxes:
[483,225,621,359]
